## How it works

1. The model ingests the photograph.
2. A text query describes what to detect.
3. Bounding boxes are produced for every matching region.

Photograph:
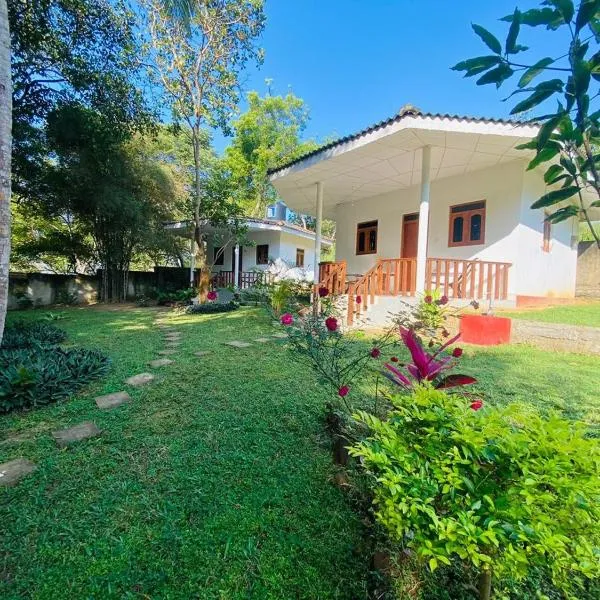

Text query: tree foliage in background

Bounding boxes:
[223,90,318,217]
[453,0,600,247]
[142,0,265,299]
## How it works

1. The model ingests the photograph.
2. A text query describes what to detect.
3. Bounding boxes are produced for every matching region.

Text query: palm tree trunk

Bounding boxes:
[0,0,12,345]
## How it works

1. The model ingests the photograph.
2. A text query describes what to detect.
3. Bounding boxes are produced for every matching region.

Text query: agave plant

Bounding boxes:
[384,327,477,390]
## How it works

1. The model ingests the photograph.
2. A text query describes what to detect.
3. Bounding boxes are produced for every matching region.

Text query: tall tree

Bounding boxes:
[223,90,318,217]
[0,0,10,344]
[142,0,265,298]
[453,0,600,248]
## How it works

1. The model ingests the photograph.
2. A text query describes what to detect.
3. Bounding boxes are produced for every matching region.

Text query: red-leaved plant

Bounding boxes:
[384,327,476,391]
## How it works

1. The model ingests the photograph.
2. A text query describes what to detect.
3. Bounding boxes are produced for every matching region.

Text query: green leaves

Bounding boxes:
[575,0,600,32]
[518,57,555,87]
[452,56,503,77]
[471,23,502,54]
[506,8,521,54]
[544,0,575,22]
[476,64,514,88]
[531,186,579,208]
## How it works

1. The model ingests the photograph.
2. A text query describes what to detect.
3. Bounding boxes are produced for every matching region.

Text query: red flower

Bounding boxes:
[424,295,433,304]
[318,286,329,298]
[207,290,218,301]
[470,399,483,411]
[439,295,449,306]
[452,347,463,358]
[280,313,293,326]
[390,356,399,362]
[325,316,338,332]
[356,295,362,305]
[338,385,350,397]
[370,347,381,359]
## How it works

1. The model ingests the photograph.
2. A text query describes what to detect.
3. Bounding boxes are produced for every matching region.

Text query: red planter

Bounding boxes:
[459,315,511,346]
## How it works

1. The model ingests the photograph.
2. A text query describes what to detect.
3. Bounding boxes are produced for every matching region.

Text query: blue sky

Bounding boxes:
[213,0,562,153]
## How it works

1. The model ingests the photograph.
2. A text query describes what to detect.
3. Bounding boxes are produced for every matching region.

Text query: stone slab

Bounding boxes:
[254,337,271,343]
[164,333,182,339]
[52,421,102,447]
[158,349,177,356]
[224,341,252,348]
[0,458,37,486]
[165,342,181,348]
[95,391,131,410]
[149,359,174,368]
[125,373,155,386]
[271,333,288,339]
[194,351,211,357]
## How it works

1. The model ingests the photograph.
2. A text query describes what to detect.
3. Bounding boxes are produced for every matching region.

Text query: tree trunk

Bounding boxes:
[0,0,11,344]
[478,569,492,600]
[192,127,209,302]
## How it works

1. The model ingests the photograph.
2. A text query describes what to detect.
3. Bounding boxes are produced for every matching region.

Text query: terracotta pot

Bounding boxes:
[459,314,511,346]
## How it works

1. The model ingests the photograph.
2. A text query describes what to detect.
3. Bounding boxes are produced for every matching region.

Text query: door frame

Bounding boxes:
[401,212,419,258]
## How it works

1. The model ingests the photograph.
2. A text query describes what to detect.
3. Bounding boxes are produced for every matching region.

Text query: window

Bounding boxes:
[356,220,378,255]
[213,246,224,266]
[448,201,486,247]
[267,206,275,218]
[295,248,305,267]
[256,244,269,265]
[543,215,552,253]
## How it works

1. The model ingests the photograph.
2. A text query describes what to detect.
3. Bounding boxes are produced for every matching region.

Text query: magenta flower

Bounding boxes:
[424,295,433,304]
[370,348,381,359]
[318,286,329,298]
[452,347,463,358]
[438,295,449,306]
[470,399,483,411]
[356,295,362,305]
[207,290,218,301]
[325,316,338,332]
[281,313,293,326]
[338,385,350,397]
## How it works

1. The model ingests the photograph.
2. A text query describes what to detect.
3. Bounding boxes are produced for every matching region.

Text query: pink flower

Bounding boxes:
[438,295,449,306]
[452,347,463,358]
[338,385,350,397]
[325,316,338,332]
[207,290,218,301]
[390,356,399,363]
[280,313,293,326]
[470,399,483,411]
[424,295,433,304]
[370,348,381,359]
[318,286,329,298]
[356,295,362,305]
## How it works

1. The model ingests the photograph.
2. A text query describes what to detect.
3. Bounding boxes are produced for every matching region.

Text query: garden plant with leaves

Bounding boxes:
[453,0,600,246]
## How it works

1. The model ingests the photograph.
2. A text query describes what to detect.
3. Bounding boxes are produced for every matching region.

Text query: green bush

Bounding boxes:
[156,288,196,305]
[1,321,67,349]
[351,386,600,599]
[185,301,239,314]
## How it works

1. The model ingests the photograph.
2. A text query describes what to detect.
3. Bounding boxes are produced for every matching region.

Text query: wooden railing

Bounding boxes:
[425,258,511,301]
[212,270,273,289]
[318,261,347,295]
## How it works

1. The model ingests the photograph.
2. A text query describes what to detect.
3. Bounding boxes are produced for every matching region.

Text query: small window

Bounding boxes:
[295,248,305,268]
[356,220,378,255]
[543,216,552,253]
[213,246,224,266]
[256,244,269,265]
[448,201,486,247]
[267,206,275,218]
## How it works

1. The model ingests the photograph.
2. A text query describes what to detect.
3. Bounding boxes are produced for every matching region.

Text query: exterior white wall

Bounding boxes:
[334,160,578,298]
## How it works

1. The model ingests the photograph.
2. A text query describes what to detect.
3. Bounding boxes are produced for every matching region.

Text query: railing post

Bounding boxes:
[416,145,431,293]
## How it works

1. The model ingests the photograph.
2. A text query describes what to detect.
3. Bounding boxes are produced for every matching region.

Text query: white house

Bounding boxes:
[269,107,580,325]
[167,206,333,288]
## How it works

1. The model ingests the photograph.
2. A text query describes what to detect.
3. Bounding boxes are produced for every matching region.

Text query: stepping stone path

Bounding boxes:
[0,458,37,487]
[194,351,211,357]
[95,391,131,410]
[164,333,181,339]
[158,349,177,356]
[271,333,288,339]
[254,337,271,343]
[52,422,101,447]
[225,341,252,348]
[149,358,173,368]
[125,373,155,386]
[165,341,181,347]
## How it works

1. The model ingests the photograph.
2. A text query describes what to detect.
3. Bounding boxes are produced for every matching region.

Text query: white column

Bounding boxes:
[189,237,195,286]
[233,243,240,289]
[313,181,324,283]
[415,145,431,294]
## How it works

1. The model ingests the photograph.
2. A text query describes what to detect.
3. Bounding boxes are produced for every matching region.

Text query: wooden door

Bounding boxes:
[401,213,419,258]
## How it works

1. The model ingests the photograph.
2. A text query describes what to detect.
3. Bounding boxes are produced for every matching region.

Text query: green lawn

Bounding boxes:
[499,301,600,328]
[1,306,600,599]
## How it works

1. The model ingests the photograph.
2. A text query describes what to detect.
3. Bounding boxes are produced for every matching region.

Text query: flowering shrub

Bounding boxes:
[383,327,476,392]
[206,290,218,302]
[351,386,600,599]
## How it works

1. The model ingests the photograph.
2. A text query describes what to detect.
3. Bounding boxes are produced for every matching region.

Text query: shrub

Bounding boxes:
[351,386,600,599]
[156,288,196,305]
[185,301,239,314]
[0,346,110,413]
[1,321,67,349]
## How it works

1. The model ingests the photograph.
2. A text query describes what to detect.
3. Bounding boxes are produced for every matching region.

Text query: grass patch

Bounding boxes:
[499,301,600,328]
[1,306,599,598]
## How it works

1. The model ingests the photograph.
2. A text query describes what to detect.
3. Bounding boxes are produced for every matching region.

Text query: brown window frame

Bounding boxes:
[213,246,224,266]
[448,201,486,247]
[256,244,269,265]
[295,248,305,268]
[356,220,378,255]
[543,215,552,253]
